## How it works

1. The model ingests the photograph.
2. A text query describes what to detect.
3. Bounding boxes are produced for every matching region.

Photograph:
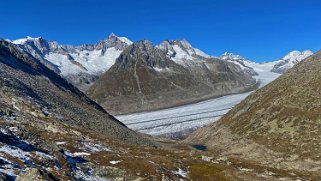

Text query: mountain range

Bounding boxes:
[9,34,312,114]
[10,34,312,89]
[12,34,132,91]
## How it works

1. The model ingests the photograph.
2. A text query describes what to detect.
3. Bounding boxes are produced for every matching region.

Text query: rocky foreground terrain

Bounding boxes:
[187,50,321,180]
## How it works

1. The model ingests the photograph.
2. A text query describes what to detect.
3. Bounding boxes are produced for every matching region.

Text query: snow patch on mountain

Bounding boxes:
[219,52,258,76]
[12,34,132,90]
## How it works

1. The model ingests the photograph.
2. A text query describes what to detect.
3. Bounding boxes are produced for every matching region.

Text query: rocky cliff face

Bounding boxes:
[187,49,321,178]
[87,40,257,115]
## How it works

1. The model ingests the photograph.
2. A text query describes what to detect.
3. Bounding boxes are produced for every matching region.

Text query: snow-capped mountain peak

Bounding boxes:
[106,33,133,45]
[221,52,245,60]
[219,52,258,76]
[179,38,193,50]
[12,34,133,90]
[12,36,46,45]
[283,50,312,60]
[94,33,132,54]
[109,33,133,45]
[271,50,313,74]
[156,39,211,67]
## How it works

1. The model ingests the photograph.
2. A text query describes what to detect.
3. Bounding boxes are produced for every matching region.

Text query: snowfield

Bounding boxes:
[117,62,281,137]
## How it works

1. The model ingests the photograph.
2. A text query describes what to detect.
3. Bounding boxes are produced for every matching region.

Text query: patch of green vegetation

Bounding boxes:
[189,163,228,181]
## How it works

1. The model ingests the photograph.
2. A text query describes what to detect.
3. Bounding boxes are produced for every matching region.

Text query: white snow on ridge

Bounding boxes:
[118,36,133,45]
[12,36,42,45]
[194,48,211,58]
[12,34,132,77]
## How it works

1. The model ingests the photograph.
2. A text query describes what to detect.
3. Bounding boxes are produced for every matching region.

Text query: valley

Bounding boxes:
[2,1,321,180]
[117,60,281,138]
[0,32,316,181]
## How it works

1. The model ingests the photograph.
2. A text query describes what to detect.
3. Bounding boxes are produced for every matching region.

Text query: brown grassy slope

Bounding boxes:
[186,50,321,175]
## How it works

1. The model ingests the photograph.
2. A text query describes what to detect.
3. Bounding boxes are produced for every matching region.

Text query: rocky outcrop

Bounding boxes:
[16,168,53,181]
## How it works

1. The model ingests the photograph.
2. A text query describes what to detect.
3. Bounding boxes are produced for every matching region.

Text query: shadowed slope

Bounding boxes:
[0,40,153,146]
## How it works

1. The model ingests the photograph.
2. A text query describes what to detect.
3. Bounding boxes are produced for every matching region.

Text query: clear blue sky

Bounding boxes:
[1,0,321,62]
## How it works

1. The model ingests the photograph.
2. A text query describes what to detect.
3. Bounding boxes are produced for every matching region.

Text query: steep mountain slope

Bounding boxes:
[187,49,321,178]
[0,39,153,144]
[271,50,313,73]
[12,34,132,91]
[87,40,257,115]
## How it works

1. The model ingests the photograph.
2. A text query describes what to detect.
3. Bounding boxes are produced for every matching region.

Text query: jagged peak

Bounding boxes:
[130,40,154,51]
[220,52,245,60]
[159,38,193,48]
[283,50,313,58]
[108,32,117,38]
[134,39,153,46]
[101,33,133,45]
[179,38,193,49]
[12,36,45,45]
